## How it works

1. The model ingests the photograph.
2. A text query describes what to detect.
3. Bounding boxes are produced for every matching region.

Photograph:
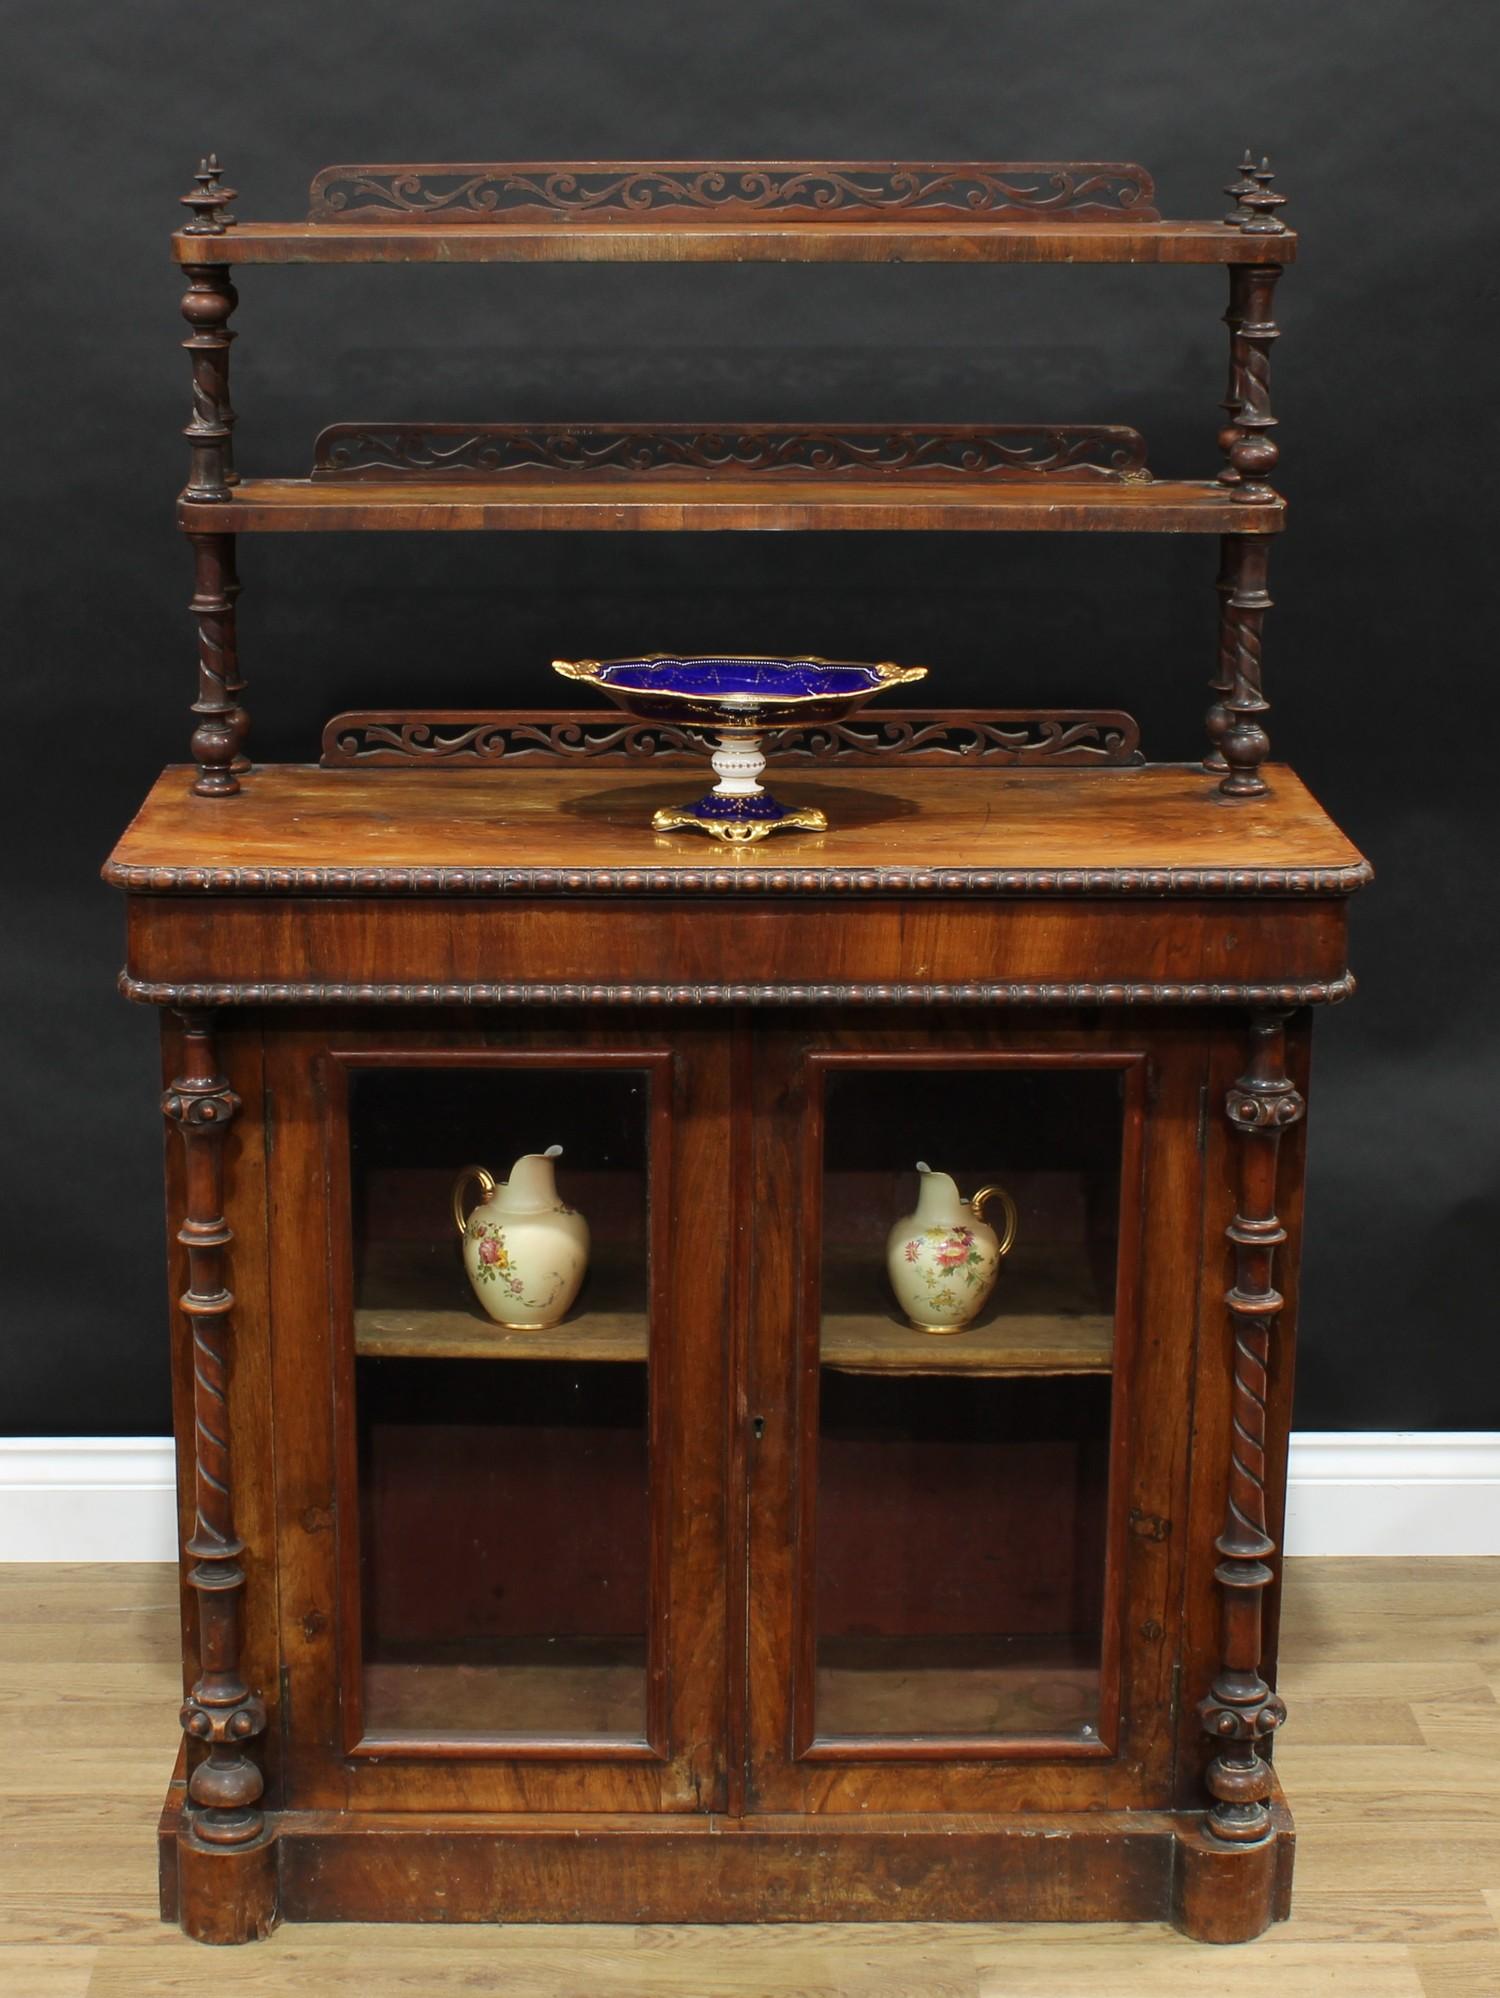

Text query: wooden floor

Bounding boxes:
[2,1559,1496,1995]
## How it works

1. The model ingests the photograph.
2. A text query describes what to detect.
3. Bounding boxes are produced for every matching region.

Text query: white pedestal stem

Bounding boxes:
[710,731,766,797]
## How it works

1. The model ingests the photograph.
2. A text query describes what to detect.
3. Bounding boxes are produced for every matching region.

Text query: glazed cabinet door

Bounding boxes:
[744,1016,1204,1815]
[264,1015,729,1814]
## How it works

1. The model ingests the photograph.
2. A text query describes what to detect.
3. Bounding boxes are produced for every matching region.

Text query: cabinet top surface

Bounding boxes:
[106,764,1367,897]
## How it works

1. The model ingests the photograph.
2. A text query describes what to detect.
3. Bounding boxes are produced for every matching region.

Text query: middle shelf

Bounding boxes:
[182,475,1280,535]
[353,1241,1113,1376]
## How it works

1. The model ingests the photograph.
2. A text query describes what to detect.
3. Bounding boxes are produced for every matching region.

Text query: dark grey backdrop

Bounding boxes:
[4,0,1495,1435]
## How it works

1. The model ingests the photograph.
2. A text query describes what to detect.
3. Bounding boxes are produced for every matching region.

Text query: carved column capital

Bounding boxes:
[1198,1685,1287,1743]
[162,1077,241,1128]
[1225,1078,1305,1130]
[180,1690,267,1746]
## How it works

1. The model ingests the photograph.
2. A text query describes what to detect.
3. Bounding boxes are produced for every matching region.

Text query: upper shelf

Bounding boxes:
[173,158,1297,267]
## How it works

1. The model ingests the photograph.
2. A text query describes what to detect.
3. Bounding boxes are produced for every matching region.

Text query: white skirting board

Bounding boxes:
[1,1433,1498,1561]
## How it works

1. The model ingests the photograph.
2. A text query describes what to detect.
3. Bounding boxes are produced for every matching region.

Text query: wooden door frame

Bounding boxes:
[263,1016,729,1814]
[745,1016,1204,1816]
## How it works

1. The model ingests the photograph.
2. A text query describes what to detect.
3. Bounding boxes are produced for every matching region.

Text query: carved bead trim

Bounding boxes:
[105,860,1373,898]
[307,162,1160,225]
[318,709,1144,769]
[310,423,1151,483]
[121,973,1358,1010]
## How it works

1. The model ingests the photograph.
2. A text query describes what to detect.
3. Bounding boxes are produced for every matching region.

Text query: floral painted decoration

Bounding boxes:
[892,1223,1001,1324]
[467,1219,563,1310]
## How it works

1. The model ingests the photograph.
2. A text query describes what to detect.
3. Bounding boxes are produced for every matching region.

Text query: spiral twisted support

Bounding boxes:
[187,533,248,796]
[1224,264,1281,504]
[180,263,237,502]
[1216,537,1275,798]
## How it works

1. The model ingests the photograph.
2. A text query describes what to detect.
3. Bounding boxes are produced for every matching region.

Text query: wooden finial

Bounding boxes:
[1223,149,1258,227]
[181,153,238,235]
[1240,156,1288,234]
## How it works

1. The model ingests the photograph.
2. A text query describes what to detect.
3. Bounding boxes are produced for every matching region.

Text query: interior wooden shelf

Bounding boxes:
[821,1251,1114,1376]
[363,1639,647,1740]
[181,478,1281,535]
[362,1636,1099,1743]
[175,219,1294,267]
[353,1243,1111,1374]
[815,1634,1099,1738]
[354,1242,647,1362]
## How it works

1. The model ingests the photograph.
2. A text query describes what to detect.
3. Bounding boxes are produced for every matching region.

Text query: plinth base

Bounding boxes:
[652,797,828,844]
[158,1762,1294,1943]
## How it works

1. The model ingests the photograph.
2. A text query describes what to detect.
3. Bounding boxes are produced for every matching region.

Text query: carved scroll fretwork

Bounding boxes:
[319,708,1144,770]
[163,1013,266,1851]
[310,423,1151,484]
[307,161,1159,225]
[1200,1013,1304,1845]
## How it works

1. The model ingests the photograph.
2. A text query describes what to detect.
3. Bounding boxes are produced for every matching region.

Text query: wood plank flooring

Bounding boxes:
[1,1559,1495,1995]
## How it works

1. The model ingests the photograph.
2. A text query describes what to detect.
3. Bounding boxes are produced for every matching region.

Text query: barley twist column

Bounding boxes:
[179,158,248,787]
[1198,1013,1303,1844]
[162,1014,266,1852]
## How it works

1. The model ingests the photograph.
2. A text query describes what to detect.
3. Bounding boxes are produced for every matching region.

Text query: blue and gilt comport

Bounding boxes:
[551,653,928,842]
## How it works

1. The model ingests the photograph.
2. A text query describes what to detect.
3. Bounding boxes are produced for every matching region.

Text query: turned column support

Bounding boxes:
[180,158,249,791]
[1199,1012,1303,1846]
[1225,259,1282,505]
[163,1013,266,1853]
[1219,155,1285,502]
[1214,259,1253,495]
[1214,535,1275,797]
[187,533,248,795]
[1209,157,1287,792]
[1204,536,1238,773]
[180,156,239,499]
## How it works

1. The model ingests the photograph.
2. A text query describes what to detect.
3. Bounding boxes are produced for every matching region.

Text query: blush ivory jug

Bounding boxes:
[451,1145,590,1331]
[886,1161,1019,1333]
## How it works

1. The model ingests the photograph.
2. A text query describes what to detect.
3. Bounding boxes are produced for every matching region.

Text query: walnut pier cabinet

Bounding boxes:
[107,156,1367,1945]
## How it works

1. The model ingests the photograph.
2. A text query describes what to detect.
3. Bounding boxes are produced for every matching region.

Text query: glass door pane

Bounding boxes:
[346,1060,653,1743]
[815,1061,1126,1744]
